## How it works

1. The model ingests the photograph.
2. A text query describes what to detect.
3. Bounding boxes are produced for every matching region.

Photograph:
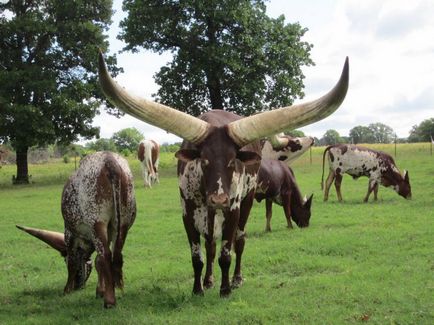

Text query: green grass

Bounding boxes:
[0,144,433,324]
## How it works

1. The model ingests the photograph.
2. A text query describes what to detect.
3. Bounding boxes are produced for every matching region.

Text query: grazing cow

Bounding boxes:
[262,134,315,164]
[17,151,136,308]
[138,139,160,187]
[255,159,313,231]
[321,144,411,202]
[99,52,349,296]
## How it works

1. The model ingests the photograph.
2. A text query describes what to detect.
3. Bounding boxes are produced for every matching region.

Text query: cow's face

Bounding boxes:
[396,170,411,199]
[176,128,261,210]
[65,247,93,290]
[292,194,313,228]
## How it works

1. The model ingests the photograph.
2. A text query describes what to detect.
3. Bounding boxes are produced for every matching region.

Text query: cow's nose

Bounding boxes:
[208,193,230,209]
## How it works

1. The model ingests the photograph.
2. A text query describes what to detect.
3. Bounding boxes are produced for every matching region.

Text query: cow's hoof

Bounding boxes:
[219,287,231,297]
[231,275,244,289]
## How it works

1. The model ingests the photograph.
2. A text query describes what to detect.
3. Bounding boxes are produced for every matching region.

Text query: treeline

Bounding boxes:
[289,118,434,146]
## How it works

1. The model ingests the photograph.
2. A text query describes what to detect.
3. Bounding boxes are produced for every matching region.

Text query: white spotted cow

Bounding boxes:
[17,151,136,308]
[99,52,349,297]
[321,144,411,202]
[262,134,314,164]
[138,139,160,187]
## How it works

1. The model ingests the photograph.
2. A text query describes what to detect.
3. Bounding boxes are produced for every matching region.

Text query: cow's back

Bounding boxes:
[62,152,136,239]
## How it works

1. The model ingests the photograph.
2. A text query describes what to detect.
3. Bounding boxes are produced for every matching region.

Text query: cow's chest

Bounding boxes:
[179,160,257,239]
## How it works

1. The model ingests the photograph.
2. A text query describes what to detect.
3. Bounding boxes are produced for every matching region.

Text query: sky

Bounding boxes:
[92,0,434,144]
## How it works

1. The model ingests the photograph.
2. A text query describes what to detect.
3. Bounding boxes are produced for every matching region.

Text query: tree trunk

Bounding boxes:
[14,146,29,184]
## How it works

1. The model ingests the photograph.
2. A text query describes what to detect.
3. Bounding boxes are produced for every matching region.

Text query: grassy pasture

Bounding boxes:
[0,143,433,324]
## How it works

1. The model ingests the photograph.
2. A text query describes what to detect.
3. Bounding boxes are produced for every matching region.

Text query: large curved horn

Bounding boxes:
[98,52,210,144]
[16,225,67,256]
[228,57,349,147]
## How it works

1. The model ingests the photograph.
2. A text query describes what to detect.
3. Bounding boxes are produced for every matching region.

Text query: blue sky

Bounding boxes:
[93,0,434,143]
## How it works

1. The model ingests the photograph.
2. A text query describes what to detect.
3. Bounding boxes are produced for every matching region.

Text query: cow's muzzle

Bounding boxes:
[208,193,230,209]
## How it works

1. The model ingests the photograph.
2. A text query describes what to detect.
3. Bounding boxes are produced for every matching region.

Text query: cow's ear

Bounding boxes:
[403,170,409,182]
[175,149,200,162]
[304,194,314,209]
[237,151,261,166]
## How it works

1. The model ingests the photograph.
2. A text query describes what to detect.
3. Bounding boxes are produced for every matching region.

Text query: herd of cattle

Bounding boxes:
[16,54,411,308]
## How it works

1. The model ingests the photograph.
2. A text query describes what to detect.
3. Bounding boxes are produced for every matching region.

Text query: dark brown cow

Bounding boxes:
[138,139,160,187]
[17,152,136,308]
[321,144,411,202]
[99,52,349,296]
[255,159,313,231]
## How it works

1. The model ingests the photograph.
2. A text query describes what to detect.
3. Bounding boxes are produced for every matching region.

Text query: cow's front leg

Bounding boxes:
[203,237,216,289]
[265,199,273,232]
[232,190,255,289]
[182,213,204,295]
[219,210,240,297]
[281,191,293,229]
[364,179,377,202]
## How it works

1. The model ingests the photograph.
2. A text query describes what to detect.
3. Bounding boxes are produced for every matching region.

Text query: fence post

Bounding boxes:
[310,146,312,165]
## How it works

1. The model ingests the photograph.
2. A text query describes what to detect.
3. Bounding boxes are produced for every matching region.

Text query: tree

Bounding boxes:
[408,118,434,142]
[321,129,342,146]
[368,123,395,143]
[111,127,143,152]
[86,138,117,152]
[0,1,120,184]
[349,125,375,144]
[119,0,313,117]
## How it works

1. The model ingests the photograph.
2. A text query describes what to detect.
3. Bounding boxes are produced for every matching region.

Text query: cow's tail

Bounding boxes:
[106,157,124,288]
[321,146,332,190]
[143,142,155,187]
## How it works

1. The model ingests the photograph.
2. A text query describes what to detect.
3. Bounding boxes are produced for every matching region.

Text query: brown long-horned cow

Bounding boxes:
[17,152,136,308]
[98,52,349,297]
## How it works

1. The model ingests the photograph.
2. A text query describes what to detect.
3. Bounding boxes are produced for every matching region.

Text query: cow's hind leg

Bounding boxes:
[112,224,129,290]
[323,170,335,201]
[281,191,293,229]
[203,238,216,289]
[265,199,273,232]
[94,222,116,308]
[334,173,343,202]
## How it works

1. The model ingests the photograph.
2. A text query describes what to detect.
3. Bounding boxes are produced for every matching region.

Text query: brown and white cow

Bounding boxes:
[262,134,315,164]
[17,151,136,308]
[138,139,160,187]
[98,52,349,297]
[255,159,313,231]
[321,144,411,202]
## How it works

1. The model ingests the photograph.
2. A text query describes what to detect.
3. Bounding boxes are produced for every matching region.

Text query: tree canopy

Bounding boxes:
[111,127,143,153]
[408,118,434,142]
[119,0,313,117]
[320,129,342,146]
[0,0,119,183]
[349,123,395,144]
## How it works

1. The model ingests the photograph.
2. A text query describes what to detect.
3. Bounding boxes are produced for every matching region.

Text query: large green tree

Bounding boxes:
[111,127,143,152]
[368,122,395,144]
[349,125,375,144]
[119,0,313,117]
[321,129,342,146]
[408,118,434,142]
[0,0,119,184]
